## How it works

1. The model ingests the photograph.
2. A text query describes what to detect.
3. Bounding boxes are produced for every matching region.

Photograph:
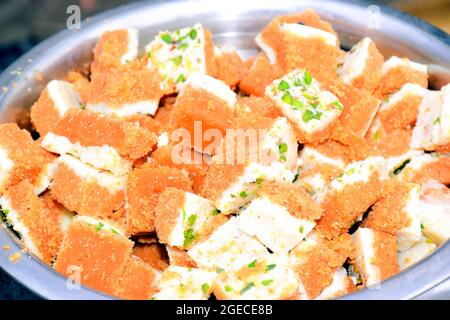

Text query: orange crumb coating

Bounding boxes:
[154,96,176,131]
[363,183,414,235]
[150,145,209,194]
[133,243,169,272]
[166,246,197,268]
[154,187,186,245]
[330,81,381,138]
[378,94,423,132]
[66,71,90,103]
[49,109,157,160]
[91,29,132,75]
[122,114,162,135]
[0,123,56,193]
[87,62,163,109]
[372,230,399,281]
[53,219,133,296]
[282,33,340,86]
[113,255,159,300]
[50,162,125,219]
[4,181,65,264]
[349,41,384,92]
[239,53,283,97]
[368,127,412,157]
[257,181,323,221]
[126,165,193,234]
[374,66,428,99]
[294,234,353,299]
[411,156,450,185]
[169,84,235,153]
[200,164,245,202]
[258,9,339,69]
[316,175,386,239]
[235,96,281,119]
[213,50,246,88]
[30,88,63,136]
[314,136,372,163]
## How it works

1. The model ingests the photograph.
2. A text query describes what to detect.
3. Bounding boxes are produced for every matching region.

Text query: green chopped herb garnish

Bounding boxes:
[393,159,411,175]
[256,177,264,185]
[302,110,314,123]
[239,191,248,198]
[303,71,312,85]
[265,264,276,272]
[187,214,197,226]
[420,223,424,230]
[230,193,236,198]
[201,283,210,294]
[216,267,224,273]
[261,279,273,286]
[178,43,188,50]
[79,103,86,110]
[3,209,9,215]
[161,33,172,44]
[280,155,287,161]
[182,208,187,221]
[189,28,198,40]
[372,130,380,141]
[278,80,290,91]
[433,117,441,125]
[172,56,183,66]
[333,100,343,111]
[292,99,305,110]
[95,222,104,232]
[212,209,220,216]
[176,73,186,83]
[282,91,293,105]
[292,173,299,183]
[183,228,195,248]
[240,282,255,295]
[247,260,257,268]
[346,168,356,175]
[147,51,152,59]
[299,225,304,233]
[278,143,288,154]
[312,112,322,120]
[225,285,233,292]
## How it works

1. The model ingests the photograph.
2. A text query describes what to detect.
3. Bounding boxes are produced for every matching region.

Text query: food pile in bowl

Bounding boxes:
[0,9,449,300]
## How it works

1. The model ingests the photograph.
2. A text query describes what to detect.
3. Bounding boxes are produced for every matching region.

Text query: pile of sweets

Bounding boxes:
[0,9,448,300]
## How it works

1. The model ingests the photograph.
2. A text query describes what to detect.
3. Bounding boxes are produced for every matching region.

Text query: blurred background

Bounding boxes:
[0,0,449,300]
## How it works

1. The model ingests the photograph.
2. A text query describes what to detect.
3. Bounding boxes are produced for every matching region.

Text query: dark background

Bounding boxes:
[0,0,449,300]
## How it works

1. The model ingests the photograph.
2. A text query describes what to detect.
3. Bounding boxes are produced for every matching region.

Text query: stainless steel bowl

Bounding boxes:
[0,0,449,300]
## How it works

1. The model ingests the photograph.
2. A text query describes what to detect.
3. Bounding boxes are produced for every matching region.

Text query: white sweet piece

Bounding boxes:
[0,147,14,190]
[338,37,372,84]
[75,215,125,236]
[86,100,159,117]
[152,266,217,300]
[214,255,299,300]
[266,69,344,137]
[419,180,450,245]
[352,228,380,287]
[379,83,427,112]
[255,33,277,64]
[41,132,131,176]
[58,154,126,194]
[183,73,236,107]
[164,192,217,248]
[397,184,423,251]
[281,23,337,47]
[411,85,450,150]
[237,197,315,254]
[300,145,346,170]
[382,56,427,76]
[145,23,208,93]
[47,80,81,116]
[315,268,353,300]
[188,217,269,272]
[33,159,59,195]
[398,237,436,270]
[120,28,139,64]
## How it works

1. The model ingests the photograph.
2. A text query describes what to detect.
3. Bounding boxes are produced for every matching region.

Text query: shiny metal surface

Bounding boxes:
[0,0,448,300]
